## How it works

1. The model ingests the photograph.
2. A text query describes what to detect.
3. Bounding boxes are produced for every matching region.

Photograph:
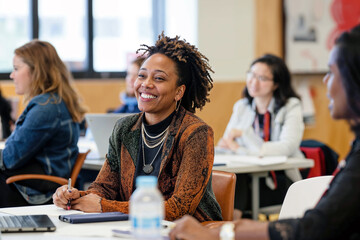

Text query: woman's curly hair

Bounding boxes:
[137,32,214,113]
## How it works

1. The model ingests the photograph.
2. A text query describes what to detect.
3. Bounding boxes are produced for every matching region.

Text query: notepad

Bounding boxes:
[214,155,287,166]
[59,212,129,224]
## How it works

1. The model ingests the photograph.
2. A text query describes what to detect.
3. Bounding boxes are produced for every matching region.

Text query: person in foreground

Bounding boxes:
[218,54,304,212]
[53,33,222,222]
[169,24,360,240]
[111,57,145,113]
[0,40,87,207]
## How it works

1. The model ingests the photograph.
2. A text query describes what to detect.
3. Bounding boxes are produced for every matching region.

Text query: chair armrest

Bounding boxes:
[6,174,68,186]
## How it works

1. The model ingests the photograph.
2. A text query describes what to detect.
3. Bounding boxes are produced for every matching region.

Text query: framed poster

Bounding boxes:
[284,0,360,73]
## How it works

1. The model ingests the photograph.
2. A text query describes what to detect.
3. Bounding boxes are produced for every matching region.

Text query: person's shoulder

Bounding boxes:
[29,93,58,105]
[285,97,301,107]
[180,110,213,133]
[234,98,249,106]
[183,110,206,124]
[28,93,64,115]
[113,113,141,131]
[232,98,252,114]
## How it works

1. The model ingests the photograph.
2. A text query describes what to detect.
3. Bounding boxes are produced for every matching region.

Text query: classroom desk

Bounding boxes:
[213,155,314,219]
[0,205,172,239]
[82,153,314,220]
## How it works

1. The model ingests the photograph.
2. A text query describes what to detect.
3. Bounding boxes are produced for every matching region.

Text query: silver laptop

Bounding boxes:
[0,214,56,233]
[85,113,133,159]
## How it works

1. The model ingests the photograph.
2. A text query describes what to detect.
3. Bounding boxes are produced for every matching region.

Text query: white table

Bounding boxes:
[0,205,172,239]
[213,155,314,219]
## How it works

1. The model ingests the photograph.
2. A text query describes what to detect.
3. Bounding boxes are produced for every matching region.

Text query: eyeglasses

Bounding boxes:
[246,71,273,82]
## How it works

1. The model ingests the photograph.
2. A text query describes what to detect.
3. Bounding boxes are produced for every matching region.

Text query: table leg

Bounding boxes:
[251,172,267,220]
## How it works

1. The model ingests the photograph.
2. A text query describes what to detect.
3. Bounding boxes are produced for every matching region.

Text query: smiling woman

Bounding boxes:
[53,33,223,222]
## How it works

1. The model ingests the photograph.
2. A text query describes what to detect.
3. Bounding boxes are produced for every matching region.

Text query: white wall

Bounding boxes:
[197,0,255,82]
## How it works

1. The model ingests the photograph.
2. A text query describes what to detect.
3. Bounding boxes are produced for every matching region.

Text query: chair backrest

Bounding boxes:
[279,175,333,219]
[300,140,339,178]
[70,149,91,187]
[212,170,236,221]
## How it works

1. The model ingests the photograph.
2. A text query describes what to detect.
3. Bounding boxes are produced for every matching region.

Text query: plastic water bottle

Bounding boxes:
[130,176,164,240]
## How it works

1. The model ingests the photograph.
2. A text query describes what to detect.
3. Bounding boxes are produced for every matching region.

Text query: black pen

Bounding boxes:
[66,178,72,210]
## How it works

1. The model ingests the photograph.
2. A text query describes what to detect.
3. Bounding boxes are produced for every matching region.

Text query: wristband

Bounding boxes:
[220,222,235,240]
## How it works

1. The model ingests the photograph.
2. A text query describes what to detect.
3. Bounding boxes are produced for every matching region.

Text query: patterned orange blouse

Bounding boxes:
[80,107,222,222]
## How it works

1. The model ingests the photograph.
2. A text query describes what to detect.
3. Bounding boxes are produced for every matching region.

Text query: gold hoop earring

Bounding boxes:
[176,99,182,112]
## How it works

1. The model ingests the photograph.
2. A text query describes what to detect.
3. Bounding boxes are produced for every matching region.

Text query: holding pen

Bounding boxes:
[66,178,72,210]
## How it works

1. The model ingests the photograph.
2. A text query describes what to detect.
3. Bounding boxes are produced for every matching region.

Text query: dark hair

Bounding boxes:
[335,24,360,118]
[136,33,214,113]
[243,54,300,113]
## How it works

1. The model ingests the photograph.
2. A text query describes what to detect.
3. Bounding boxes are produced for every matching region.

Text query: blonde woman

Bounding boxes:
[0,40,86,207]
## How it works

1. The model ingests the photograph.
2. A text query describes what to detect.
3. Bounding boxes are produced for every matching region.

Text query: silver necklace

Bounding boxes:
[141,123,169,148]
[141,124,168,174]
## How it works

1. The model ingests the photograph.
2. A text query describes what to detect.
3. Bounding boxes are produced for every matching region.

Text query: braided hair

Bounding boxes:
[137,33,214,113]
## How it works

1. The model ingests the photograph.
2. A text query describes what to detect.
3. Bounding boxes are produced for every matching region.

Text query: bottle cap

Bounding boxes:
[136,176,157,187]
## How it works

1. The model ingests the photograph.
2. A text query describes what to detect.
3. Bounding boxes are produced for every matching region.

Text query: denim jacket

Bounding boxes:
[0,93,79,204]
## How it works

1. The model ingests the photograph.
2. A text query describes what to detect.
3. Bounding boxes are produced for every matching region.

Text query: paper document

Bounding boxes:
[214,155,287,166]
[0,204,82,217]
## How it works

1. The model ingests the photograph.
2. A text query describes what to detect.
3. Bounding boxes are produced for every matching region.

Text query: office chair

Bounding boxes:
[202,170,236,227]
[6,150,91,188]
[300,139,339,178]
[279,175,333,219]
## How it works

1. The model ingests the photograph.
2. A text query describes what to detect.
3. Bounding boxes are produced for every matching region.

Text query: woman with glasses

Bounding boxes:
[217,54,304,215]
[170,23,360,240]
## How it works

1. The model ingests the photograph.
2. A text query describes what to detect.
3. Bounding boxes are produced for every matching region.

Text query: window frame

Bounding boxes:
[0,0,164,80]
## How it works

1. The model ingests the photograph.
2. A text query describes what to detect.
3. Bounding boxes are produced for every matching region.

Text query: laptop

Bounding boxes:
[0,214,56,233]
[85,113,133,159]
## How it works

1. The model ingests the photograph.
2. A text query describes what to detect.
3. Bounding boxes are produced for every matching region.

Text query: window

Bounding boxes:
[0,0,197,80]
[93,0,153,72]
[39,0,87,72]
[0,0,31,73]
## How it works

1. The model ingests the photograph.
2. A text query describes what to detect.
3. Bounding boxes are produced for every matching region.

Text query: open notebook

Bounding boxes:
[0,214,56,233]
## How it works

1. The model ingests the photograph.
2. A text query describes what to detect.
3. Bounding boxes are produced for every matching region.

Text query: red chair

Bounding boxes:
[300,140,338,178]
[300,146,326,178]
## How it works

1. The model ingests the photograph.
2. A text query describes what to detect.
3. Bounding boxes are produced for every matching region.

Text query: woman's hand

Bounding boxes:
[222,137,240,152]
[53,185,81,209]
[70,193,102,212]
[218,128,242,152]
[217,138,230,149]
[228,128,242,140]
[169,215,219,240]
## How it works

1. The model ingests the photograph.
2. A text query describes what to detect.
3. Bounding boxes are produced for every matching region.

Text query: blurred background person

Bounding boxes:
[0,40,87,207]
[169,24,360,240]
[111,56,145,114]
[217,54,304,217]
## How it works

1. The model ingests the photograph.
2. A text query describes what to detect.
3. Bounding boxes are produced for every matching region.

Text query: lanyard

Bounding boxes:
[254,111,271,141]
[255,111,277,188]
